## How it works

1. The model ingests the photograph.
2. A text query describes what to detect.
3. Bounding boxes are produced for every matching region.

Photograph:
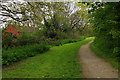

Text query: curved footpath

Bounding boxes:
[79,40,118,78]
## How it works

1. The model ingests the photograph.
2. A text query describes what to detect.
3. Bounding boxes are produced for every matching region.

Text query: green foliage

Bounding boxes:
[2,44,50,66]
[43,12,72,39]
[2,2,90,49]
[2,37,87,66]
[10,29,46,46]
[2,37,94,78]
[45,37,86,46]
[90,42,119,69]
[71,2,92,36]
[16,31,39,46]
[90,2,120,61]
[2,30,17,49]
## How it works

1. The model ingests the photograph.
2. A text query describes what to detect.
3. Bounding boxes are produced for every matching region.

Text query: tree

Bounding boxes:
[0,1,29,22]
[69,2,92,36]
[90,2,120,58]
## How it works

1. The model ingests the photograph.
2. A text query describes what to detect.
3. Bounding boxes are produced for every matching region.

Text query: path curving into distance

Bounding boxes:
[79,40,118,78]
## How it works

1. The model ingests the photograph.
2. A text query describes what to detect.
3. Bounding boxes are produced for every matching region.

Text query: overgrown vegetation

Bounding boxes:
[44,37,87,46]
[1,1,119,78]
[1,2,93,49]
[90,42,119,69]
[2,37,94,78]
[2,44,50,66]
[89,2,120,69]
[2,37,87,66]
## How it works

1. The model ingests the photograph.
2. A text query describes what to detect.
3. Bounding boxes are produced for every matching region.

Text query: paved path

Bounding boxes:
[79,41,118,78]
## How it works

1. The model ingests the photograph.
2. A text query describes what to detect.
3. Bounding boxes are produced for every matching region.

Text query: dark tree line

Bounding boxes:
[90,2,120,61]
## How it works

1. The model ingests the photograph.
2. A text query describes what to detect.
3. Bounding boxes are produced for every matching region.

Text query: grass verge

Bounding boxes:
[2,37,94,78]
[90,42,119,69]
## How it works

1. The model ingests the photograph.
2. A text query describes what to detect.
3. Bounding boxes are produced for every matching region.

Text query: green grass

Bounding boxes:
[90,42,119,69]
[2,37,94,78]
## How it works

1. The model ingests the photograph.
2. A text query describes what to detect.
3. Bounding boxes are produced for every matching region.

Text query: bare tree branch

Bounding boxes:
[0,3,29,22]
[0,20,10,22]
[0,13,29,22]
[0,4,25,15]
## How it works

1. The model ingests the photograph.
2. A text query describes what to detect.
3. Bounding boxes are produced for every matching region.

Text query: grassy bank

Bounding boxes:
[2,37,94,78]
[2,44,50,66]
[90,42,119,69]
[2,37,86,66]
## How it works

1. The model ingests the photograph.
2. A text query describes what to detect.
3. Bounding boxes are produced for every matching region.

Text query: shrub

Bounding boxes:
[2,31,17,49]
[2,44,50,66]
[90,2,120,62]
[46,37,86,46]
[16,31,39,46]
